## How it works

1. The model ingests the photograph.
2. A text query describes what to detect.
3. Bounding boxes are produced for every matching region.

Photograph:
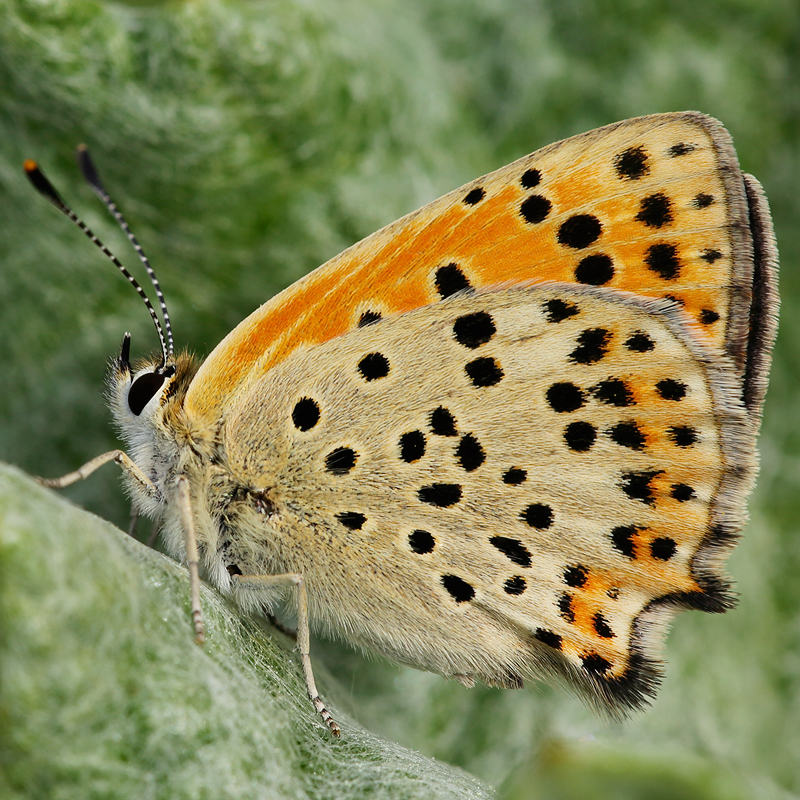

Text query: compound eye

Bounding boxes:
[127,372,166,416]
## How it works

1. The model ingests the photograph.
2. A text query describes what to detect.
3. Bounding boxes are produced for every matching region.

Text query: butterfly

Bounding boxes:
[26,112,779,736]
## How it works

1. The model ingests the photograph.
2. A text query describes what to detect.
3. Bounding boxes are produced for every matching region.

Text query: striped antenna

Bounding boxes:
[23,158,170,371]
[76,145,174,357]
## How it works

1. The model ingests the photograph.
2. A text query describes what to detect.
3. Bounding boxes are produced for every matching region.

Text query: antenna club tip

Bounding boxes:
[77,146,103,192]
[23,159,39,173]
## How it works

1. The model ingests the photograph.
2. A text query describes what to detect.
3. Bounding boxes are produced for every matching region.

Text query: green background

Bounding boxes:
[1,1,798,798]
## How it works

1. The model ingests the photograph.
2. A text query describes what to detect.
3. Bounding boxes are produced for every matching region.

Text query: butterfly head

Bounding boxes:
[115,332,173,411]
[110,331,198,428]
[107,334,200,508]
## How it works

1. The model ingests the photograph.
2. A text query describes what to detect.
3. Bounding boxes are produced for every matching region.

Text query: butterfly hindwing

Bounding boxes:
[222,283,752,712]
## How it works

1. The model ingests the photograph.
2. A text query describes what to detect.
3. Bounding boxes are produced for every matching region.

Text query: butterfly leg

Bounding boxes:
[266,614,298,641]
[232,571,341,737]
[35,449,159,499]
[128,507,139,538]
[37,450,159,542]
[175,476,206,646]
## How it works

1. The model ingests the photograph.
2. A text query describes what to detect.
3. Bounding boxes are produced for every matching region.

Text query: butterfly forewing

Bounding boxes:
[222,284,752,711]
[186,112,756,429]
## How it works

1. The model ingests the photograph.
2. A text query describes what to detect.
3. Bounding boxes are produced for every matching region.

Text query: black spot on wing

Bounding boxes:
[608,421,646,450]
[463,187,485,205]
[547,382,585,413]
[575,254,614,285]
[409,529,435,554]
[694,193,714,208]
[430,406,458,436]
[521,168,541,188]
[456,433,485,471]
[534,628,562,650]
[669,142,696,156]
[614,146,649,180]
[520,195,552,224]
[358,310,382,327]
[564,565,588,588]
[358,352,390,380]
[700,309,720,324]
[620,470,662,505]
[636,193,673,228]
[399,431,426,462]
[591,378,634,407]
[453,311,496,349]
[325,447,358,474]
[465,357,503,387]
[544,298,579,322]
[581,653,611,673]
[701,248,723,263]
[490,536,532,567]
[671,483,695,502]
[656,379,687,400]
[292,398,320,431]
[624,332,654,352]
[564,421,596,452]
[558,215,602,249]
[611,525,639,558]
[504,576,526,595]
[668,425,699,447]
[645,243,680,280]
[503,468,527,485]
[419,483,462,507]
[521,503,553,529]
[650,537,677,561]
[435,264,472,298]
[570,328,611,364]
[559,593,575,622]
[593,613,614,638]
[442,575,474,602]
[336,512,366,530]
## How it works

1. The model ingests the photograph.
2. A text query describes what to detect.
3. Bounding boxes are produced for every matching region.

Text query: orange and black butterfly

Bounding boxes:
[27,112,778,734]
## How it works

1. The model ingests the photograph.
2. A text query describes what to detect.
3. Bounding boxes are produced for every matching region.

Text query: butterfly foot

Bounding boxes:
[312,695,341,736]
[193,623,206,646]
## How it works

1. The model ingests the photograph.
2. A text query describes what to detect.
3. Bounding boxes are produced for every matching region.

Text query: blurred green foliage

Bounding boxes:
[0,0,798,797]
